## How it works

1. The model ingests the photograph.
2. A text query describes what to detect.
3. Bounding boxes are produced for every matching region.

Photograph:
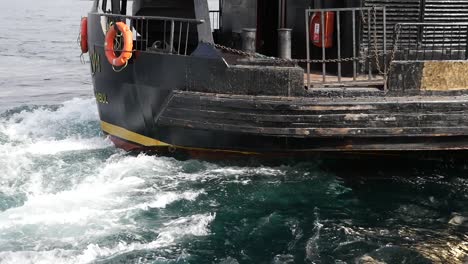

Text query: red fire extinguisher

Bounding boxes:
[310,11,335,48]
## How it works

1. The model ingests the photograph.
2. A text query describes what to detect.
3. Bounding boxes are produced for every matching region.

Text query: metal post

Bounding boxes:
[321,10,326,83]
[219,0,223,29]
[241,28,256,53]
[448,26,453,60]
[367,8,371,80]
[178,22,183,54]
[352,10,357,81]
[416,24,421,60]
[383,7,387,76]
[139,19,143,51]
[458,25,462,59]
[431,25,435,60]
[337,10,342,83]
[169,20,175,53]
[121,0,127,15]
[163,20,167,50]
[278,0,282,29]
[145,19,149,51]
[442,27,446,60]
[406,25,410,60]
[278,28,292,59]
[422,24,427,60]
[306,10,311,89]
[185,22,190,55]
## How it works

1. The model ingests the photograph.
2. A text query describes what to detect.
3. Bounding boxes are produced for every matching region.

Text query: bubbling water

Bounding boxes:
[0,99,467,264]
[0,99,219,263]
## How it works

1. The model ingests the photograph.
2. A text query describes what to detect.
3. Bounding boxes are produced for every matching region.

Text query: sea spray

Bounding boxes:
[0,99,467,263]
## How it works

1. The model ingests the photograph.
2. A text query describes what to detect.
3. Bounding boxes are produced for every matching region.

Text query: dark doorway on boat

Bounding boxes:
[256,0,286,57]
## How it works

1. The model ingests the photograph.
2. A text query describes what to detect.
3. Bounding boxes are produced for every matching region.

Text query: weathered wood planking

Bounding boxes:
[156,91,468,138]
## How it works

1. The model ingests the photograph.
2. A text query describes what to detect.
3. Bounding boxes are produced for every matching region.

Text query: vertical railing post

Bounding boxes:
[402,26,411,60]
[431,25,436,60]
[457,25,462,59]
[137,18,141,51]
[321,10,326,83]
[145,19,149,51]
[305,10,311,89]
[178,22,183,55]
[185,22,190,55]
[442,26,446,60]
[399,24,403,61]
[367,8,372,80]
[337,10,342,83]
[163,20,167,50]
[422,24,427,60]
[451,26,455,59]
[383,7,387,76]
[135,18,139,51]
[169,20,175,53]
[352,9,357,81]
[449,26,453,60]
[416,24,421,60]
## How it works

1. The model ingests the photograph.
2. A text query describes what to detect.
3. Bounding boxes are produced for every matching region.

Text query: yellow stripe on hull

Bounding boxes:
[100,121,259,155]
[101,121,169,147]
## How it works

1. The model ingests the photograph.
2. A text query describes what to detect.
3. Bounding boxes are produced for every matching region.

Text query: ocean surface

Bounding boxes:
[0,0,467,263]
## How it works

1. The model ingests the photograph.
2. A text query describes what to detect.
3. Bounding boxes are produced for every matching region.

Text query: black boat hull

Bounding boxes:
[97,88,468,154]
[87,12,468,157]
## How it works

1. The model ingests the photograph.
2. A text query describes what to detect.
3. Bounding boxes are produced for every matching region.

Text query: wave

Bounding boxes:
[0,98,466,264]
[0,99,283,263]
[0,98,100,142]
[0,213,215,264]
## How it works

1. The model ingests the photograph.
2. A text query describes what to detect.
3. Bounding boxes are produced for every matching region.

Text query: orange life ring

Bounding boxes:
[105,22,133,67]
[80,17,88,53]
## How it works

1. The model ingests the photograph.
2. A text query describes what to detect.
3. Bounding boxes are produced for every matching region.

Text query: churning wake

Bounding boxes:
[0,98,467,264]
[0,98,312,264]
[0,98,219,263]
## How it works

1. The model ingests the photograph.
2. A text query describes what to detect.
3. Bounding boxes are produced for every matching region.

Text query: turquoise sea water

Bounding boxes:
[0,0,467,263]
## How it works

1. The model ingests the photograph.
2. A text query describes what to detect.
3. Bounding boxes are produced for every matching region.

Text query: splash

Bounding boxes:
[0,98,467,264]
[0,99,220,263]
[0,99,300,263]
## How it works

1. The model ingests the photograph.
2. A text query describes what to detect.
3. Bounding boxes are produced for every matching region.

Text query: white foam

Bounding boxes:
[138,190,205,210]
[0,249,77,264]
[449,214,467,226]
[75,213,215,263]
[0,175,145,228]
[0,137,113,197]
[0,98,111,196]
[0,98,288,264]
[0,151,212,264]
[24,137,111,155]
[150,213,216,247]
[208,167,286,178]
[0,98,99,142]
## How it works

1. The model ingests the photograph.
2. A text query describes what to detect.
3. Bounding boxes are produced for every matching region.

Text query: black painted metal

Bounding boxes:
[87,0,468,154]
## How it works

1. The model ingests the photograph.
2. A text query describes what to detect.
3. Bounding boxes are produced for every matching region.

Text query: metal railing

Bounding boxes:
[305,7,387,89]
[96,13,204,55]
[209,10,221,30]
[394,22,468,61]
